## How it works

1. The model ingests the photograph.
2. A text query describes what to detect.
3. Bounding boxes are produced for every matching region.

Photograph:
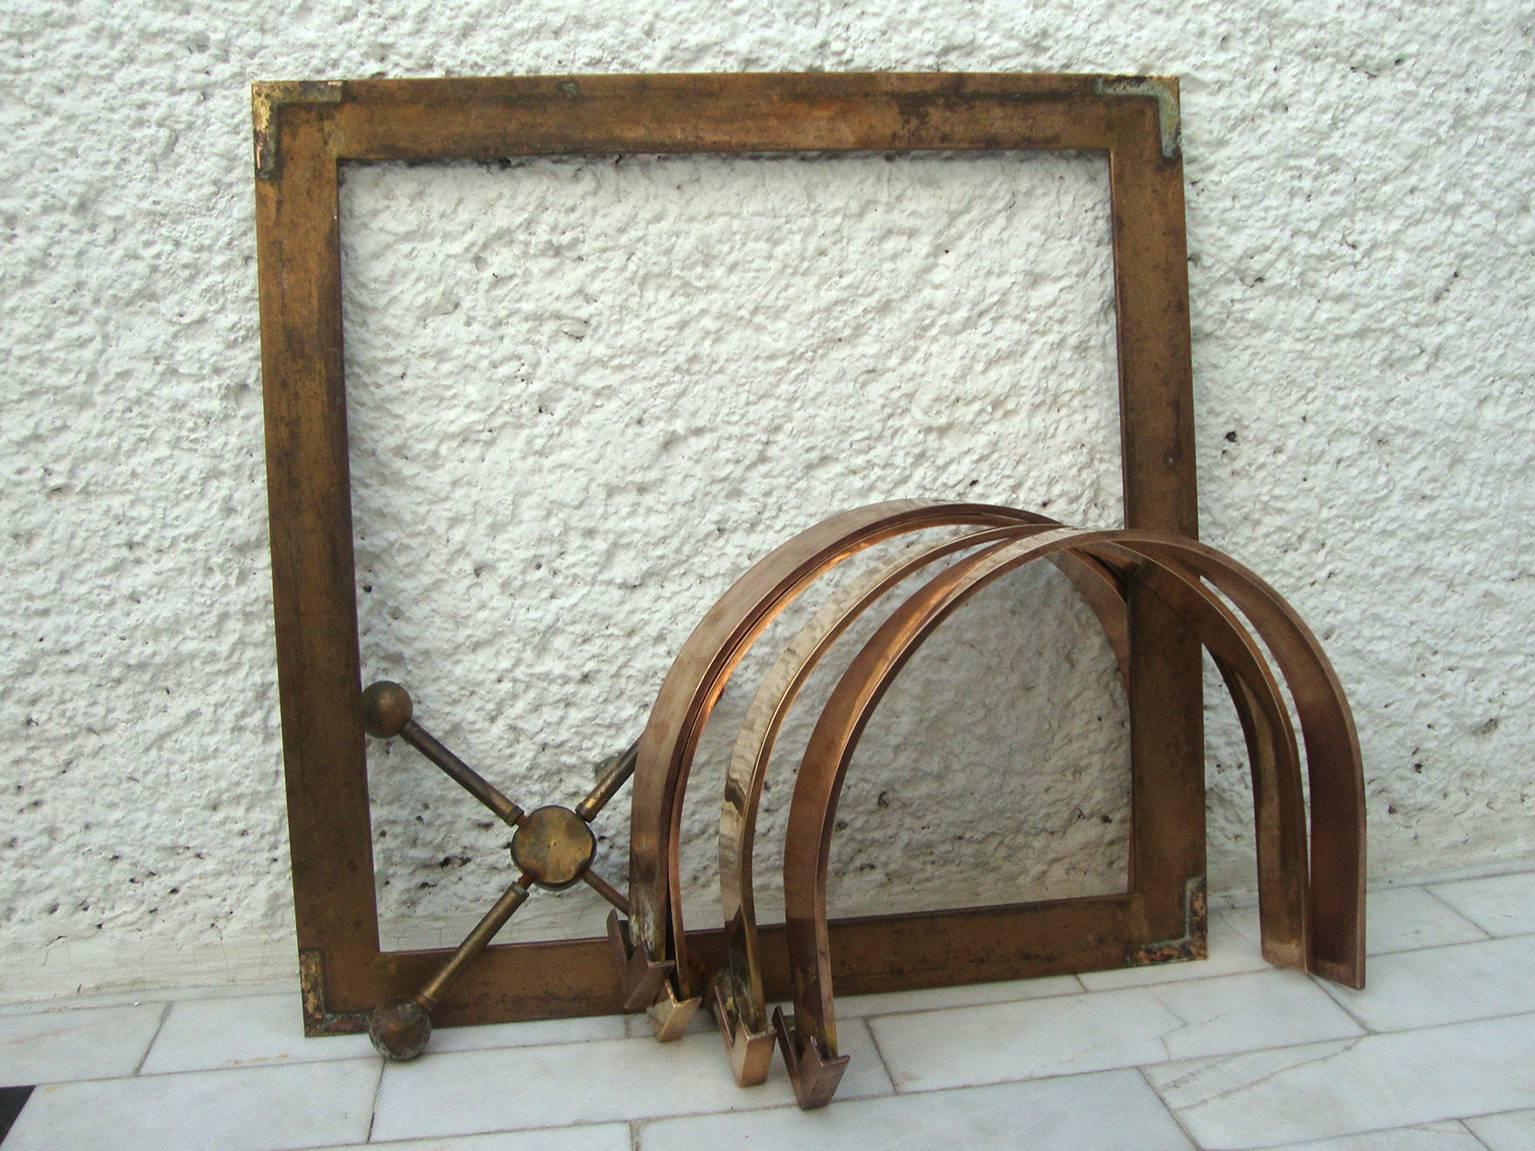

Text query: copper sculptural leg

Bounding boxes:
[1120,535,1364,985]
[1101,548,1310,969]
[776,527,1363,1107]
[713,520,1133,1084]
[622,500,1091,1025]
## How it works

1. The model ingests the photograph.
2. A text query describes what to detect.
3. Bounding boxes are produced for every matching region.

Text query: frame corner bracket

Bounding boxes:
[252,79,343,181]
[1094,74,1182,160]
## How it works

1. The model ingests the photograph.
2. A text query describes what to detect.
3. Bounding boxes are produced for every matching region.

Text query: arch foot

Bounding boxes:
[772,1007,848,1110]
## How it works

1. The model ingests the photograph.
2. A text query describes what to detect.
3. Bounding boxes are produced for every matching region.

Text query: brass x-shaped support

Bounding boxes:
[359,681,635,1060]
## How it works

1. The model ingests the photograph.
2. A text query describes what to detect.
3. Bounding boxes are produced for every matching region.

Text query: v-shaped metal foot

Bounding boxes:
[772,1006,849,1110]
[711,971,775,1085]
[607,910,674,1011]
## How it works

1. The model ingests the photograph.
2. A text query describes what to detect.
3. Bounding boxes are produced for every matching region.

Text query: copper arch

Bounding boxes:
[716,526,1314,1088]
[776,527,1363,1105]
[711,519,1134,1083]
[625,500,1138,1009]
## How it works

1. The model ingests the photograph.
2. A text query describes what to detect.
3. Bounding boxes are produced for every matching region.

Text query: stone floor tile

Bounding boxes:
[414,1012,628,1054]
[2,1059,380,1151]
[0,1003,165,1086]
[1147,969,1363,1061]
[1145,1013,1535,1149]
[313,1124,633,1150]
[1322,934,1535,1031]
[1259,1119,1486,1149]
[1465,1108,1535,1151]
[1223,885,1495,958]
[1429,871,1535,938]
[636,1068,1193,1150]
[869,985,1178,1092]
[870,968,1359,1094]
[833,972,1084,1017]
[372,1019,892,1141]
[1362,886,1489,954]
[140,993,374,1074]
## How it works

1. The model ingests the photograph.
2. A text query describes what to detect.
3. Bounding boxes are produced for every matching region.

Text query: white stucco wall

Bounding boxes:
[2,0,1530,998]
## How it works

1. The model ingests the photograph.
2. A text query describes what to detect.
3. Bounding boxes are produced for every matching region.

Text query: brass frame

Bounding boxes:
[253,72,1204,1035]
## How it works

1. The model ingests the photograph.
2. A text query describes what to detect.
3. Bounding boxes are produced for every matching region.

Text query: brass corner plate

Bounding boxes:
[254,72,1204,1034]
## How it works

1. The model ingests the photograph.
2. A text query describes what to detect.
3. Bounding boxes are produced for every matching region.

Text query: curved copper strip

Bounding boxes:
[713,521,1132,1084]
[1122,537,1362,985]
[737,550,1309,1094]
[1096,546,1309,968]
[628,501,1104,999]
[719,531,1310,1087]
[778,528,1362,1102]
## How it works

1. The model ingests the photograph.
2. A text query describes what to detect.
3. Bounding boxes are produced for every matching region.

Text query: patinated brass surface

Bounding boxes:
[512,808,597,891]
[357,683,635,1058]
[256,72,1206,1038]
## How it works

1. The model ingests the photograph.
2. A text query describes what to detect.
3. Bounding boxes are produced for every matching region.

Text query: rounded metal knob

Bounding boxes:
[361,681,414,739]
[367,999,432,1060]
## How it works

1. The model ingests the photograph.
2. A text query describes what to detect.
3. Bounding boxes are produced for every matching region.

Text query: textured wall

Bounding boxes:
[2,0,1531,995]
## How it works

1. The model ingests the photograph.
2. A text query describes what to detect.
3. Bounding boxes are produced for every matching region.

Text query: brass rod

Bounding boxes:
[402,719,526,828]
[416,873,532,1010]
[575,741,639,822]
[582,867,630,915]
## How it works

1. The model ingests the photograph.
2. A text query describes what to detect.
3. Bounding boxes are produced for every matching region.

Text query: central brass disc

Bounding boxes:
[510,806,596,890]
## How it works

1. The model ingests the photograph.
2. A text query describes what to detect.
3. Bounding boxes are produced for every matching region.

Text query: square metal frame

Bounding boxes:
[253,72,1204,1035]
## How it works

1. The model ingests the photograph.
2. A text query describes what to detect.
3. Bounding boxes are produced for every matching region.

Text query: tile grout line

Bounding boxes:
[139,1029,1535,1148]
[1455,1116,1495,1151]
[1365,922,1532,958]
[858,965,1302,1033]
[1133,1064,1201,1150]
[845,977,1088,1025]
[9,864,1530,1017]
[1308,975,1378,1036]
[35,997,1535,1105]
[125,1022,633,1080]
[131,1002,172,1076]
[858,1015,902,1094]
[17,995,1535,1102]
[5,1054,385,1092]
[313,1096,1533,1151]
[1311,944,1535,1037]
[363,1058,385,1144]
[1215,1113,1505,1151]
[1222,906,1519,963]
[839,1006,1535,1106]
[1418,882,1500,936]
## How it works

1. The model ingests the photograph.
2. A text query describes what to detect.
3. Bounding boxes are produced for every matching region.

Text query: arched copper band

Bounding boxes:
[719,530,1313,1086]
[1121,536,1363,985]
[1093,543,1309,970]
[712,520,1133,1083]
[778,528,1362,1100]
[627,501,1125,1001]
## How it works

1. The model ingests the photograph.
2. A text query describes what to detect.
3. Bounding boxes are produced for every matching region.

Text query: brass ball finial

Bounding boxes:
[361,681,413,738]
[368,999,432,1060]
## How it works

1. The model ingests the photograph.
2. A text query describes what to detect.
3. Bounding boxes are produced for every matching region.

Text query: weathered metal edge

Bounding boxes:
[1094,75,1181,160]
[1125,875,1208,965]
[251,80,343,180]
[298,949,370,1036]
